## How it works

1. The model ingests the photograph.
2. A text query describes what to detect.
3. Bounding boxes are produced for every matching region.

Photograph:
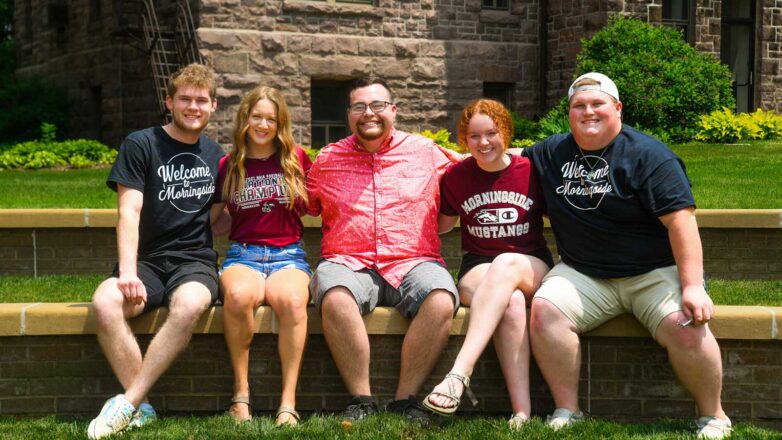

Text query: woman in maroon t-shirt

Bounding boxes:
[423,99,552,428]
[211,86,311,426]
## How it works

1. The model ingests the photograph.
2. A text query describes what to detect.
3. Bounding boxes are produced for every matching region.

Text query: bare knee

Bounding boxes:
[530,298,566,334]
[222,282,258,316]
[168,285,211,324]
[419,289,455,324]
[274,291,309,324]
[503,291,528,325]
[321,288,357,318]
[658,316,711,351]
[92,281,126,329]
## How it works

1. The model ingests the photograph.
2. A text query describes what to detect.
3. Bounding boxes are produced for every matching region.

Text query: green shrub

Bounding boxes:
[746,108,782,140]
[693,108,782,143]
[575,17,734,142]
[419,128,461,152]
[536,98,570,139]
[510,112,538,141]
[0,126,117,170]
[511,138,535,148]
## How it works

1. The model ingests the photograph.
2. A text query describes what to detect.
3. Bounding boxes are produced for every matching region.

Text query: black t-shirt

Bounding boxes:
[107,126,225,263]
[524,125,695,277]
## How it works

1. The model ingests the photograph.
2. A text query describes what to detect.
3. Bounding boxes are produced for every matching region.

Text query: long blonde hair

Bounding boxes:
[222,86,307,209]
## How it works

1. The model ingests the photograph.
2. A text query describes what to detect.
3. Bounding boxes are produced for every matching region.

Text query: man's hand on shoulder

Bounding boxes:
[117,274,147,305]
[680,284,714,326]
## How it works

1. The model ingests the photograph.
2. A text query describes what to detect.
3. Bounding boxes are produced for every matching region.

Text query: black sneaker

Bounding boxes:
[342,395,378,421]
[386,395,430,425]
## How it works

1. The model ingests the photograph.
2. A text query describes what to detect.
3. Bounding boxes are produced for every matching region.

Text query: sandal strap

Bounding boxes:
[231,396,252,407]
[445,372,478,406]
[276,405,300,421]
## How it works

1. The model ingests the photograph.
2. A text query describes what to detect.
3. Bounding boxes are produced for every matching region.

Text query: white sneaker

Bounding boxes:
[696,416,732,439]
[87,394,135,439]
[128,402,157,429]
[546,407,584,430]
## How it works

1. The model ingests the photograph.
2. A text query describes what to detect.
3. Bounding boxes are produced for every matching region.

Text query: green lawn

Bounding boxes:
[0,275,779,306]
[0,167,115,208]
[0,140,780,209]
[671,140,782,208]
[0,413,779,440]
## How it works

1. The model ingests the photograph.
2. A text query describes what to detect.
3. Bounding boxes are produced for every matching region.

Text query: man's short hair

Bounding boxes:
[349,76,393,102]
[568,72,619,102]
[166,64,217,100]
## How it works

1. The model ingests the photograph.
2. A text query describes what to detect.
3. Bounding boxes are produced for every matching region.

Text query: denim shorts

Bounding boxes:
[221,241,312,278]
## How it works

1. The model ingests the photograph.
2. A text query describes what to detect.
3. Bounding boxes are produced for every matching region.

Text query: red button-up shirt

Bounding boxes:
[307,130,461,288]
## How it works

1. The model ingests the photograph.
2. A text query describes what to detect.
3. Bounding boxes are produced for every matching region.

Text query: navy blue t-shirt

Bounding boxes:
[524,125,695,277]
[107,126,225,263]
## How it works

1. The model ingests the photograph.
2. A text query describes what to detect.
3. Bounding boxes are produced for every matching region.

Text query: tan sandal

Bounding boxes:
[508,412,530,430]
[421,372,478,416]
[228,396,252,422]
[275,405,300,427]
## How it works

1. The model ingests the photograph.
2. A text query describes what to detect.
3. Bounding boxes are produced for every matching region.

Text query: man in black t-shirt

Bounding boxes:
[525,73,731,439]
[87,64,225,439]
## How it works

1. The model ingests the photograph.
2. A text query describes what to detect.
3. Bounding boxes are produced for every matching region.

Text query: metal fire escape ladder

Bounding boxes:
[139,0,178,122]
[174,0,203,66]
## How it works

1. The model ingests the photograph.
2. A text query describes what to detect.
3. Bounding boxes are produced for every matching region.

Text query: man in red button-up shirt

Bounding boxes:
[307,77,462,423]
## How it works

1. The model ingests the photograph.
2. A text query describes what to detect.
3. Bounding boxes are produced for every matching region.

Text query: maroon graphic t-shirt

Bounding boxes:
[440,154,548,257]
[217,146,312,247]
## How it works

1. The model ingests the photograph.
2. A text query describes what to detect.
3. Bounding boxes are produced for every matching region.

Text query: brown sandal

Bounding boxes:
[228,396,252,422]
[275,405,300,427]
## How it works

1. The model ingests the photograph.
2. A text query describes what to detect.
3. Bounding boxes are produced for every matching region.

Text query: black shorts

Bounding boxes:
[110,256,219,313]
[457,249,555,281]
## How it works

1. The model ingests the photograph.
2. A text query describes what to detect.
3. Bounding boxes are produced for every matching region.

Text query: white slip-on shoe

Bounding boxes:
[696,416,732,439]
[546,407,584,430]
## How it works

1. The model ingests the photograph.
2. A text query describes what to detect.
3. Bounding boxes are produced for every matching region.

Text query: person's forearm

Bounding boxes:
[666,210,704,289]
[117,209,140,276]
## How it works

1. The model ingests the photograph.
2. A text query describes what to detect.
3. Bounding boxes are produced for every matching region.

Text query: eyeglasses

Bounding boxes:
[348,101,393,115]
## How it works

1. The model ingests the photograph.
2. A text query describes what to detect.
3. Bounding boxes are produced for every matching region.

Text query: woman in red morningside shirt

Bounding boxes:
[423,99,553,428]
[212,86,311,426]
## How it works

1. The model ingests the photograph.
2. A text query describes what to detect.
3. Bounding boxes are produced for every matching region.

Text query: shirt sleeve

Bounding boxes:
[305,151,323,217]
[432,143,462,178]
[106,136,147,192]
[439,169,459,216]
[214,155,230,204]
[638,157,695,216]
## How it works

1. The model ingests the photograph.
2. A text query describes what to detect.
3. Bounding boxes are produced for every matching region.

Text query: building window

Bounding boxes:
[662,0,695,43]
[483,82,515,110]
[311,81,350,148]
[482,0,510,11]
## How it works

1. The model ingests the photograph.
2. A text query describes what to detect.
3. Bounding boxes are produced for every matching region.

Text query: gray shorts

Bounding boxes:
[310,260,459,319]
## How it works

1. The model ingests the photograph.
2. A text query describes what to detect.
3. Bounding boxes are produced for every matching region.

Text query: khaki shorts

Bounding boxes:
[533,263,683,336]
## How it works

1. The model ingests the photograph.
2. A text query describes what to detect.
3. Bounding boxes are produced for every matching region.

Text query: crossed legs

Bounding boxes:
[221,265,309,423]
[92,278,212,409]
[425,253,549,415]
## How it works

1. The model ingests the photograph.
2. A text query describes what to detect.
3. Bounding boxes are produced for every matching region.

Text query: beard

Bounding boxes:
[355,119,387,141]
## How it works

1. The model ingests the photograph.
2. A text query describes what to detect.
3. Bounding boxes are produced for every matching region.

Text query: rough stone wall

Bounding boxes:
[0,334,780,429]
[196,0,541,148]
[759,1,782,112]
[2,227,781,280]
[12,0,160,147]
[694,0,721,58]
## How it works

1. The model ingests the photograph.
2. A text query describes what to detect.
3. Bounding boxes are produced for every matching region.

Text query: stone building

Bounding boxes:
[12,0,782,148]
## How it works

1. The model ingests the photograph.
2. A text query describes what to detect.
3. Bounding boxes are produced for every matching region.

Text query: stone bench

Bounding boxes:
[0,303,780,339]
[0,304,781,428]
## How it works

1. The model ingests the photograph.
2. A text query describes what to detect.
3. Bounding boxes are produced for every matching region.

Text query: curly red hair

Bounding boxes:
[457,99,514,153]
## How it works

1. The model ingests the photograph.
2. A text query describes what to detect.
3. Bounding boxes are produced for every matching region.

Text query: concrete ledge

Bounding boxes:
[0,303,778,340]
[1,209,781,229]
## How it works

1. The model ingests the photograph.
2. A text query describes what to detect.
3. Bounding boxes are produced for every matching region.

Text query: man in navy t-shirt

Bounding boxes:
[87,64,225,439]
[525,73,731,439]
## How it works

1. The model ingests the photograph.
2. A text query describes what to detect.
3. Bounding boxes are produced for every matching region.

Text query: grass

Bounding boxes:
[0,141,780,209]
[0,167,115,208]
[1,275,780,305]
[670,140,782,208]
[0,413,780,440]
